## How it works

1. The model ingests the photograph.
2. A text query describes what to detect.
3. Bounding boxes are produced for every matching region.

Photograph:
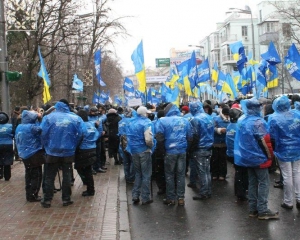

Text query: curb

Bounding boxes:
[118,166,131,240]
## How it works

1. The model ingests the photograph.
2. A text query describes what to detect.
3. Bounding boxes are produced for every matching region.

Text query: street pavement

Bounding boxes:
[0,158,128,240]
[126,163,300,240]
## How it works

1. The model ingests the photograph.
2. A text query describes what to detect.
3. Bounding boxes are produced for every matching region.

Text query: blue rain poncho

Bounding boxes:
[268,96,300,162]
[78,121,100,150]
[213,113,230,144]
[126,114,154,154]
[189,101,214,150]
[0,123,13,145]
[88,115,103,138]
[234,98,268,167]
[156,104,193,154]
[15,110,42,159]
[226,123,237,157]
[41,101,85,157]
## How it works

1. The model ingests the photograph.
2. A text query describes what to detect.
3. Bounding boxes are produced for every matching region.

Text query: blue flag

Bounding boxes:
[94,49,106,86]
[229,41,247,73]
[72,74,83,92]
[37,46,51,104]
[114,95,122,106]
[123,77,135,92]
[188,51,197,90]
[216,70,226,91]
[261,41,281,65]
[285,43,300,81]
[197,58,210,84]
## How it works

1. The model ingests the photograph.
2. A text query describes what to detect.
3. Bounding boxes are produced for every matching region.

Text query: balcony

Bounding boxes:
[220,34,238,44]
[259,32,279,45]
[222,54,236,65]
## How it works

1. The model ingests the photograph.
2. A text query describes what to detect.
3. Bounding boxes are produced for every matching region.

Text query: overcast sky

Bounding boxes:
[108,0,260,74]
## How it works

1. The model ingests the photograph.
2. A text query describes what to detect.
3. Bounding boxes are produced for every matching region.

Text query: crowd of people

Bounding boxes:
[0,94,300,220]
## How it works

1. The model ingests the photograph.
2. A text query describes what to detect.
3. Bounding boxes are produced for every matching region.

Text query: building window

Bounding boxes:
[242,26,248,37]
[266,22,274,32]
[282,23,291,37]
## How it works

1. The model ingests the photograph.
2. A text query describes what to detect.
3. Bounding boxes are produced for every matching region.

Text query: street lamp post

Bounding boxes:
[229,5,255,59]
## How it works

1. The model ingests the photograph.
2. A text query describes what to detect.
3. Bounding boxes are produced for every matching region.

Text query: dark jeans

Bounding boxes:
[24,164,42,200]
[234,164,248,198]
[93,138,102,170]
[122,150,135,182]
[155,157,166,191]
[211,146,227,178]
[77,165,94,194]
[189,157,197,185]
[194,149,212,197]
[248,168,269,214]
[43,156,74,202]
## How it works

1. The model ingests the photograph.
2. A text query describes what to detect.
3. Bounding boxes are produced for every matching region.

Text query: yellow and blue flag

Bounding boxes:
[284,43,300,80]
[247,51,259,66]
[211,62,219,83]
[188,51,198,90]
[131,40,146,92]
[37,46,51,104]
[222,73,238,99]
[182,64,193,96]
[229,41,247,73]
[266,64,278,88]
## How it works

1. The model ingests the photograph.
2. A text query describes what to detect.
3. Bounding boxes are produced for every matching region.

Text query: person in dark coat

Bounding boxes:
[15,110,45,202]
[0,112,14,181]
[105,108,122,165]
[75,110,100,196]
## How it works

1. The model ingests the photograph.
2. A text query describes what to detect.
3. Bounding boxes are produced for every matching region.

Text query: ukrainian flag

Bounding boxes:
[131,40,146,92]
[37,46,51,104]
[211,62,218,84]
[222,73,238,99]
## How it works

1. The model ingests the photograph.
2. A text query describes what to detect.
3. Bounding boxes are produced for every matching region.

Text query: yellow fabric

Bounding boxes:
[43,79,51,104]
[136,68,146,92]
[267,79,278,88]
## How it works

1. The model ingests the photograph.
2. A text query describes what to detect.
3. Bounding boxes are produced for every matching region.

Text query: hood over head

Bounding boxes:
[189,101,204,116]
[164,103,181,117]
[272,95,290,113]
[21,110,38,124]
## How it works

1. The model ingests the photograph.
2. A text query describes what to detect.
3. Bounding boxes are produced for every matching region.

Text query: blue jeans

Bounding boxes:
[132,152,152,202]
[122,150,135,182]
[194,149,212,196]
[248,168,269,214]
[164,153,186,200]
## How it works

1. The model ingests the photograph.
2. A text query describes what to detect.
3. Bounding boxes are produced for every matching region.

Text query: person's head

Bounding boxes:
[181,105,189,115]
[137,106,151,117]
[89,106,99,116]
[59,99,69,107]
[77,109,89,122]
[0,112,9,124]
[291,94,300,105]
[157,110,164,119]
[229,108,243,123]
[272,95,290,113]
[203,103,213,115]
[222,107,230,118]
[189,101,204,116]
[124,107,133,118]
[117,107,123,114]
[14,106,20,113]
[107,108,117,114]
[242,98,262,116]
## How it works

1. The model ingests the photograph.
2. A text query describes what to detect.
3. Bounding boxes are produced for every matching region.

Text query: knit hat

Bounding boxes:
[0,112,9,124]
[108,108,117,114]
[137,106,151,117]
[59,99,69,106]
[181,106,189,112]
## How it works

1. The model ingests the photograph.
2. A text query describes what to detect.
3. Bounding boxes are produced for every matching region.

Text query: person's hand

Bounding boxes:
[221,128,226,133]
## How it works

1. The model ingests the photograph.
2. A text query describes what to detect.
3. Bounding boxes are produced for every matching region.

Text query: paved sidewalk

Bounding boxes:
[0,158,131,240]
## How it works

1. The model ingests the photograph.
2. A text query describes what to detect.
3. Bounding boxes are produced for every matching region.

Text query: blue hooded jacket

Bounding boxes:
[41,101,85,157]
[234,98,269,167]
[126,112,154,154]
[189,101,214,150]
[156,104,193,154]
[268,96,300,162]
[15,110,42,159]
[79,121,100,150]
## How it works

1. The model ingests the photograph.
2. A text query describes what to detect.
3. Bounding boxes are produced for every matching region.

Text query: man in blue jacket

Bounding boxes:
[189,101,214,200]
[126,106,154,205]
[156,103,193,206]
[40,99,85,208]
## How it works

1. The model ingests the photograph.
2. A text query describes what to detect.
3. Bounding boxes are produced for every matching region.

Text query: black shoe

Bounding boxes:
[114,161,120,165]
[82,191,95,197]
[0,175,3,179]
[249,211,258,218]
[142,200,153,205]
[157,189,166,195]
[27,196,42,202]
[101,166,108,170]
[41,201,51,208]
[163,199,175,205]
[96,168,106,173]
[193,195,210,200]
[92,170,97,175]
[274,183,284,189]
[281,203,293,209]
[132,198,140,204]
[187,183,197,189]
[126,180,135,184]
[274,179,282,184]
[237,196,248,201]
[258,210,279,220]
[63,200,74,206]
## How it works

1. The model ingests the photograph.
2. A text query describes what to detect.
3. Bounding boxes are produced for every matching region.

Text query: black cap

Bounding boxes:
[59,99,69,106]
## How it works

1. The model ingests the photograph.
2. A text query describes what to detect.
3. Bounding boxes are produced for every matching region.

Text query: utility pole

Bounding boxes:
[0,0,9,114]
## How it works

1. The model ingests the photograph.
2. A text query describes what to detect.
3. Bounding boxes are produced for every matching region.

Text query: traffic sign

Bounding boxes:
[155,58,170,68]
